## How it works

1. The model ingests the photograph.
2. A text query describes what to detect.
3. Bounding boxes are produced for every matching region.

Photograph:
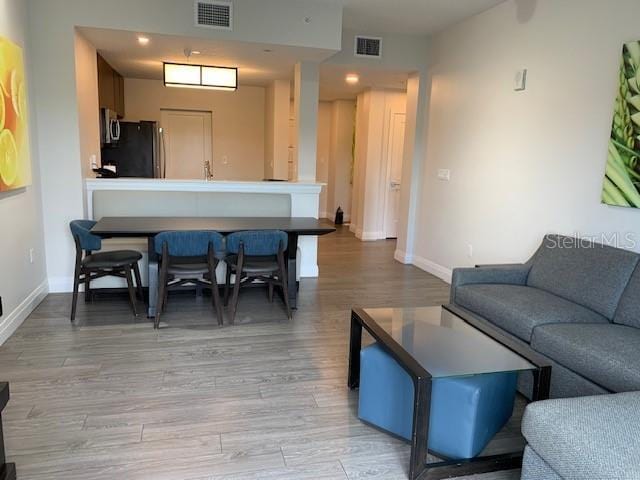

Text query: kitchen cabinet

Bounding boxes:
[97,53,125,118]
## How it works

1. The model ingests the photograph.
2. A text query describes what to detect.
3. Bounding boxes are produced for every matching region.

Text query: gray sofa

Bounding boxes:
[450,234,640,398]
[520,391,640,479]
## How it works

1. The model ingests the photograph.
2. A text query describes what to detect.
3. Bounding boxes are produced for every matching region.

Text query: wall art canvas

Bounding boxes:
[603,41,640,208]
[0,35,31,192]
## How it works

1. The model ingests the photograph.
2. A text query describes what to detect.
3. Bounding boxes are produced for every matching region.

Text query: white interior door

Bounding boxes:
[160,109,212,180]
[384,113,406,239]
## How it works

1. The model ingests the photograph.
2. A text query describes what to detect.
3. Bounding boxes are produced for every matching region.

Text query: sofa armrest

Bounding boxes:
[450,264,531,303]
[522,392,640,480]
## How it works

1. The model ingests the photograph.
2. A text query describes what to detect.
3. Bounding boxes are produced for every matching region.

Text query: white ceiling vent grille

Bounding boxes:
[355,36,382,58]
[195,0,233,30]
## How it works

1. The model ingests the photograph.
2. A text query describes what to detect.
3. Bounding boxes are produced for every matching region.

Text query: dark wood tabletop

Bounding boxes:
[91,217,336,237]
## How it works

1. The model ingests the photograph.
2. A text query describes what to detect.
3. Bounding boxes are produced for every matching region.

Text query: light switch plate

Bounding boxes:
[514,68,527,91]
[437,169,451,181]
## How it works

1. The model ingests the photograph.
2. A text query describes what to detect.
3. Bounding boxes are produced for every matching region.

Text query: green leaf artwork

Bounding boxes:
[603,41,640,208]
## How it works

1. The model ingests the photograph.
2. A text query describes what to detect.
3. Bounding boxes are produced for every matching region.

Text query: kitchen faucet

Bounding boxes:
[204,161,214,181]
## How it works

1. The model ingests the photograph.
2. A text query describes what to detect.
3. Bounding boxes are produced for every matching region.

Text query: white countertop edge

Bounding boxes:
[85,178,324,194]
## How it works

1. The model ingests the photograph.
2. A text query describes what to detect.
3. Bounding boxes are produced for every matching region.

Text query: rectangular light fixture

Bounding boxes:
[163,62,237,91]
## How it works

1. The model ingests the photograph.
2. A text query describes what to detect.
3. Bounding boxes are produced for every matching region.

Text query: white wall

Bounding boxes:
[124,78,265,181]
[264,79,291,180]
[328,100,355,222]
[352,89,406,240]
[316,101,332,217]
[74,29,100,183]
[0,0,48,344]
[413,0,640,283]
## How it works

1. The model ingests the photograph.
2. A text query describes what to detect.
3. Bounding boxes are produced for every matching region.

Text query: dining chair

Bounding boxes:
[224,230,291,324]
[69,220,143,321]
[154,231,225,329]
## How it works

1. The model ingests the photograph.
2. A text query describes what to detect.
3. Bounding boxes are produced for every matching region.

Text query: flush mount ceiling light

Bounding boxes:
[164,48,237,91]
[345,73,360,85]
[138,36,150,45]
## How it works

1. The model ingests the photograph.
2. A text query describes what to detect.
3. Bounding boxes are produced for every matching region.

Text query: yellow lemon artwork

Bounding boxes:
[0,35,31,191]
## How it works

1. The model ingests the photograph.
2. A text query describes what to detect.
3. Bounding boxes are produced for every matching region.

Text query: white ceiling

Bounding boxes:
[79,2,506,100]
[329,0,507,36]
[320,64,407,101]
[78,27,327,87]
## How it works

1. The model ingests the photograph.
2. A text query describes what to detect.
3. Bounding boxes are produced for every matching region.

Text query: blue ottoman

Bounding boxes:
[358,343,517,459]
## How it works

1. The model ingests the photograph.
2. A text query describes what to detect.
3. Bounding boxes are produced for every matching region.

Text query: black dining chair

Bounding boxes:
[69,220,143,321]
[224,230,291,324]
[154,231,225,329]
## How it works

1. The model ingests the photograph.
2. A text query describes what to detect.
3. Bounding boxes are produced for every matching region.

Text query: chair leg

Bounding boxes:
[132,262,144,301]
[209,262,224,327]
[229,255,244,325]
[71,269,81,322]
[155,262,168,329]
[224,264,232,307]
[268,281,274,303]
[124,267,138,317]
[277,251,292,320]
[84,276,91,303]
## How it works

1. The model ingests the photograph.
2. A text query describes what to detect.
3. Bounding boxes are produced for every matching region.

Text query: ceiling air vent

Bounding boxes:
[195,0,233,30]
[355,36,382,58]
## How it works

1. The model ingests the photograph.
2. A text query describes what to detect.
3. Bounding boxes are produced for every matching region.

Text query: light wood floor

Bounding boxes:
[0,226,521,480]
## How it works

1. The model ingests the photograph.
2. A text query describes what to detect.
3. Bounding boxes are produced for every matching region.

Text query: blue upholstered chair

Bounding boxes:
[153,231,225,329]
[224,230,291,324]
[69,220,143,321]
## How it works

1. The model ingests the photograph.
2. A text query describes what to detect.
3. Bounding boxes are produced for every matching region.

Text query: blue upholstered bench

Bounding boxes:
[358,343,517,459]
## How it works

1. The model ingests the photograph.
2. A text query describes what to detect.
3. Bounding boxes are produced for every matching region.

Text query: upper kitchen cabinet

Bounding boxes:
[97,53,125,118]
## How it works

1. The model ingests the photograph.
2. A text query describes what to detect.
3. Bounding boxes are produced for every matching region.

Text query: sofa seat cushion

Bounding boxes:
[455,284,608,342]
[531,323,640,392]
[522,392,640,480]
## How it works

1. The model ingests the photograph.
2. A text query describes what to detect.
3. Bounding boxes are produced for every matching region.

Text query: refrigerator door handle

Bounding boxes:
[159,127,167,178]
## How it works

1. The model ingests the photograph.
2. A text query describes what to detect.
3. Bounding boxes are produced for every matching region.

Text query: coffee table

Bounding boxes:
[348,304,551,480]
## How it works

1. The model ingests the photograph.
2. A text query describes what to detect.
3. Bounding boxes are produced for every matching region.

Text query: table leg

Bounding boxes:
[287,233,299,309]
[147,237,158,318]
[531,364,552,401]
[409,375,431,480]
[348,313,363,389]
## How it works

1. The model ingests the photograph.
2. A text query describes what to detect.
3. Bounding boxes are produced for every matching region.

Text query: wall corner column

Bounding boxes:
[396,70,429,263]
[294,61,319,182]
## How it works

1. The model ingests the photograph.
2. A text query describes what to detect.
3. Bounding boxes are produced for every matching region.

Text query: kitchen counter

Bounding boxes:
[84,178,324,278]
[85,178,323,194]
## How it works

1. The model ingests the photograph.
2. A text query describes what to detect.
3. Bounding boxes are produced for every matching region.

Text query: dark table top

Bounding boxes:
[91,217,336,237]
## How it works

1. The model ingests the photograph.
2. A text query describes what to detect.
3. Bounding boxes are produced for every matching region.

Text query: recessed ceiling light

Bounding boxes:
[191,50,202,55]
[138,36,150,46]
[345,73,359,85]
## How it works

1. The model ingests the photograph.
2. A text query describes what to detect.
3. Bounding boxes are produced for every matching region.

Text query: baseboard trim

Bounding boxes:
[411,255,453,284]
[394,249,412,264]
[0,280,48,345]
[299,263,319,278]
[356,230,385,241]
[48,276,73,293]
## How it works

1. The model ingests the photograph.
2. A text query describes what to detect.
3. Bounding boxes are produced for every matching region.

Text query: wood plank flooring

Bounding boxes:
[0,226,521,479]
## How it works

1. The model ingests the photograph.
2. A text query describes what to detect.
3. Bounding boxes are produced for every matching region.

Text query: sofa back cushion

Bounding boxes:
[527,235,639,319]
[614,265,640,328]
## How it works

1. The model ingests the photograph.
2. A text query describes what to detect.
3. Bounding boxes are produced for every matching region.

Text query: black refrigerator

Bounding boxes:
[101,121,161,178]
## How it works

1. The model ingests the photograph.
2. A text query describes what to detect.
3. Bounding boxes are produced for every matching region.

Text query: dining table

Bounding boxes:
[91,216,336,317]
